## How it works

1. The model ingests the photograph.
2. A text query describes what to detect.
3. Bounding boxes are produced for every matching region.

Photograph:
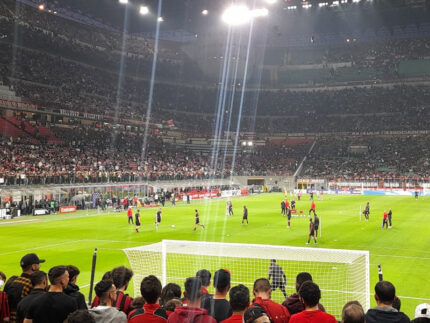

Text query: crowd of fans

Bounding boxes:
[1,253,428,323]
[303,135,430,181]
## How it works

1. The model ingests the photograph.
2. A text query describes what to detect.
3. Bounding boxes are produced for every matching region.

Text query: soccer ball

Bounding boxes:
[171,224,175,228]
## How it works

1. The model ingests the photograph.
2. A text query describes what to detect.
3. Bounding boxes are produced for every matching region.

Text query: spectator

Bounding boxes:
[282,272,325,315]
[289,281,336,323]
[164,299,182,313]
[243,306,271,323]
[412,303,430,323]
[5,253,45,323]
[220,284,250,323]
[202,269,232,322]
[127,275,168,322]
[67,309,96,323]
[167,277,216,323]
[16,271,47,323]
[23,265,77,323]
[160,283,181,307]
[365,281,410,323]
[251,278,290,323]
[92,266,133,314]
[0,271,10,323]
[64,265,87,310]
[89,280,127,323]
[196,269,212,296]
[341,301,365,323]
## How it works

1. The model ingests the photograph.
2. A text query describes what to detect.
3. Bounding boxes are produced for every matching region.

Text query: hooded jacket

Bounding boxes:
[167,306,217,323]
[365,307,410,323]
[64,282,87,309]
[89,305,127,323]
[282,293,325,315]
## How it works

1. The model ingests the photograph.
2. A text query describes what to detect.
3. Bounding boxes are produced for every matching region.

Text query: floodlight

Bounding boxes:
[247,141,253,146]
[119,0,128,4]
[139,6,149,15]
[303,4,312,9]
[202,9,208,15]
[157,16,164,22]
[222,4,251,25]
[38,4,45,10]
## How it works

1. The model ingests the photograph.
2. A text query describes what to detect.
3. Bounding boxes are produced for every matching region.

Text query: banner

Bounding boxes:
[59,206,77,214]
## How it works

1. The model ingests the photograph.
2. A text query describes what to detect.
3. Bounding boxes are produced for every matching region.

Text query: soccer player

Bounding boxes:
[309,191,314,201]
[242,205,248,225]
[268,259,287,298]
[127,206,133,225]
[309,200,316,217]
[387,208,392,228]
[287,207,292,228]
[135,210,141,233]
[281,201,286,216]
[363,202,370,221]
[306,218,317,245]
[381,211,388,230]
[291,200,296,210]
[193,209,205,231]
[313,214,320,237]
[415,191,419,200]
[228,201,234,216]
[155,209,162,231]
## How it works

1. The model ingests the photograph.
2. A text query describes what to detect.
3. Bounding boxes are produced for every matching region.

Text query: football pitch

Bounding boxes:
[1,193,429,318]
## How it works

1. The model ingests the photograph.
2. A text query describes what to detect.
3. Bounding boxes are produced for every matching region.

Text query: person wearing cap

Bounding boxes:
[289,281,336,323]
[251,278,290,323]
[243,306,270,323]
[202,269,232,322]
[220,284,249,323]
[24,265,77,323]
[167,277,216,323]
[5,253,45,323]
[412,303,430,323]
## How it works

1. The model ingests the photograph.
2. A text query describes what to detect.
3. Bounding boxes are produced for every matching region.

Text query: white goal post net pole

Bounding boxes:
[124,240,370,320]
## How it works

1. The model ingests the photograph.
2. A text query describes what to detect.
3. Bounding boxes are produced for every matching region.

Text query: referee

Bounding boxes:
[268,259,287,298]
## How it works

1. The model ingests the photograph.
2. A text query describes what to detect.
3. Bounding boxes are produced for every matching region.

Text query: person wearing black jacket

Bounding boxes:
[16,271,47,323]
[365,281,410,323]
[64,265,87,310]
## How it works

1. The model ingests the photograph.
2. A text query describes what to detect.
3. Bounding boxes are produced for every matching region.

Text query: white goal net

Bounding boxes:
[123,240,369,318]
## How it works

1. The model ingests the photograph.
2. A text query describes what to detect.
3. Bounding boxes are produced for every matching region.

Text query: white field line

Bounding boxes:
[0,239,143,256]
[0,219,40,225]
[372,254,430,260]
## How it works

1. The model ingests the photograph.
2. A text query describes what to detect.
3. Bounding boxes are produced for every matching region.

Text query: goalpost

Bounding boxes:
[123,240,369,319]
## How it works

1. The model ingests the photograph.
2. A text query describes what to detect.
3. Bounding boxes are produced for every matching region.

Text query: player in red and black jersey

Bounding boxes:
[306,218,317,245]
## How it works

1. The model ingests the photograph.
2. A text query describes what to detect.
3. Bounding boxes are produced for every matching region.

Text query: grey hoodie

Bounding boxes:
[89,306,127,323]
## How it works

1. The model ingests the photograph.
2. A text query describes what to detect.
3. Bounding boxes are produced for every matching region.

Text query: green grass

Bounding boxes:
[1,193,429,319]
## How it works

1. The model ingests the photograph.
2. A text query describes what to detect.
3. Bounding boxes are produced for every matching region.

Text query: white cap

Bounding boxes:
[415,303,430,318]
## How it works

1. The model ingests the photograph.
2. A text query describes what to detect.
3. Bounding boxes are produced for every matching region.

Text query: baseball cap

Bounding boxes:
[243,306,269,323]
[415,303,430,318]
[20,253,45,267]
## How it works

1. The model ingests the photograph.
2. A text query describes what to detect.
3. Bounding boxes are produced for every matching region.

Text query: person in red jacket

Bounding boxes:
[289,281,336,323]
[167,277,216,323]
[309,201,316,217]
[251,278,290,323]
[127,206,134,225]
[221,284,249,323]
[128,275,168,322]
[381,211,388,229]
